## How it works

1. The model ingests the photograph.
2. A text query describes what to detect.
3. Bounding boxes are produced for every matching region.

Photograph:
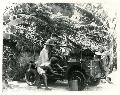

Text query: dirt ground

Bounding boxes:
[2,70,119,94]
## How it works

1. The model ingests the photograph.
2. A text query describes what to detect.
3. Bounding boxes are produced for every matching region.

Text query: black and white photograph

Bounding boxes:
[1,1,119,94]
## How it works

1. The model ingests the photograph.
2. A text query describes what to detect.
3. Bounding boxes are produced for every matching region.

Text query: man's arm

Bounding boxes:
[48,65,62,76]
[55,64,64,71]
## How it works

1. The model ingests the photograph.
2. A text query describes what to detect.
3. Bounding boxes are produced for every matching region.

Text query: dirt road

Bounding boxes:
[2,71,119,94]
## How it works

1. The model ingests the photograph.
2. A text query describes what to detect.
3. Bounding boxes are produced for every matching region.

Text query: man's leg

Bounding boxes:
[37,67,51,90]
[37,67,43,88]
[42,73,51,90]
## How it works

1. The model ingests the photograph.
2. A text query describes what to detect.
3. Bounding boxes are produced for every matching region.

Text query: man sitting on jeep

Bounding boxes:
[35,33,63,90]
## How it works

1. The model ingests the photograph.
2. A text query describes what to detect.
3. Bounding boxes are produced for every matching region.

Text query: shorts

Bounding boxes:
[37,67,45,75]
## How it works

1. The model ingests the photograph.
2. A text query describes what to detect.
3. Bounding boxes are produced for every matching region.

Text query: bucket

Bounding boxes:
[69,80,78,91]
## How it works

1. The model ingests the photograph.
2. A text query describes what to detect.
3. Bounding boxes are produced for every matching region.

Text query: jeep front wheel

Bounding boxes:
[69,70,86,90]
[88,77,100,86]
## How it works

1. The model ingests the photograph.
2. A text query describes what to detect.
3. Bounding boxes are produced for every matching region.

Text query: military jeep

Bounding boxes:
[25,38,106,91]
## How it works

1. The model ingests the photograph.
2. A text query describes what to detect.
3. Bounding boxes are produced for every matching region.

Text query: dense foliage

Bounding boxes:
[3,3,117,82]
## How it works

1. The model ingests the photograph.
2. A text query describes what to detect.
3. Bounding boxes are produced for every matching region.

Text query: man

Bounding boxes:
[35,33,60,90]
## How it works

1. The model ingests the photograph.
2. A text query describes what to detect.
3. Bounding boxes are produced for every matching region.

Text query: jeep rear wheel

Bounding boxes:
[69,70,86,90]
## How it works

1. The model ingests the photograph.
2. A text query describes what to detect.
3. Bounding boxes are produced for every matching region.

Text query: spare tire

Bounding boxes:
[25,69,38,86]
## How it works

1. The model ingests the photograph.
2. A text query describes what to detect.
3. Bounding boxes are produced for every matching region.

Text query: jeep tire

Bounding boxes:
[25,69,38,86]
[69,70,86,90]
[88,77,100,86]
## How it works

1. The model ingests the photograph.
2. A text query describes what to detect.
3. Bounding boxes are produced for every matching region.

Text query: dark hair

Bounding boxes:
[51,33,58,38]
